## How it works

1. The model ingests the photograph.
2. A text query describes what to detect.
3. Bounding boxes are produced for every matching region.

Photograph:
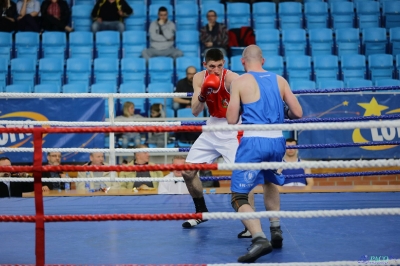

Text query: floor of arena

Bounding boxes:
[0,192,399,264]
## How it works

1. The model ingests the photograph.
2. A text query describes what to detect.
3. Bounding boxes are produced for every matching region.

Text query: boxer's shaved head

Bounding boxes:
[242,45,263,63]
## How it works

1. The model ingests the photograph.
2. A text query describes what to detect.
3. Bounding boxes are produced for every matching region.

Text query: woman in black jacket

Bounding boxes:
[40,0,73,32]
[0,0,17,32]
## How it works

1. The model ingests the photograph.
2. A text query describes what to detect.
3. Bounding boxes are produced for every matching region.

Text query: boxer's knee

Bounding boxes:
[231,193,249,212]
[182,170,197,182]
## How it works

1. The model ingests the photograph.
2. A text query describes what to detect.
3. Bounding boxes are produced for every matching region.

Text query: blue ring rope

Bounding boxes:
[199,170,400,181]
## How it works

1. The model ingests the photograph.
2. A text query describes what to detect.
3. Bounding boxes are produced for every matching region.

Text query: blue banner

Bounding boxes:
[297,93,400,159]
[0,98,105,163]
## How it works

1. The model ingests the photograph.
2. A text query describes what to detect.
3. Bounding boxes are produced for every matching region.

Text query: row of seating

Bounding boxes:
[2,53,400,92]
[70,1,400,32]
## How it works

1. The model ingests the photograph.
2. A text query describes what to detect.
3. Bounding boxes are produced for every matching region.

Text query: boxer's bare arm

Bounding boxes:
[227,74,246,124]
[277,76,303,119]
[191,72,206,117]
[225,71,240,93]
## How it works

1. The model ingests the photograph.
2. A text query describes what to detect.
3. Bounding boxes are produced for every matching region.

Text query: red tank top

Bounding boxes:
[204,69,230,118]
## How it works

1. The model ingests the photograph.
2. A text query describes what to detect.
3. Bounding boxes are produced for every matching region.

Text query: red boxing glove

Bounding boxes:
[198,74,220,103]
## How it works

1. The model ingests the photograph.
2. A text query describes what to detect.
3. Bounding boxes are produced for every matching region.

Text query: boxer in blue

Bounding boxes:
[227,45,303,263]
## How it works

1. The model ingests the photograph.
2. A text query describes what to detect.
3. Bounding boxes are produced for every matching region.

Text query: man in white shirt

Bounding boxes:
[158,155,189,195]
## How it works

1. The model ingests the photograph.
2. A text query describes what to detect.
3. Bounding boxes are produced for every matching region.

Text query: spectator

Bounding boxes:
[16,0,40,32]
[147,103,167,148]
[158,155,189,194]
[41,152,67,191]
[0,0,17,32]
[118,144,164,190]
[200,10,229,56]
[173,66,196,111]
[0,157,32,197]
[91,0,132,34]
[41,0,73,32]
[115,101,144,148]
[76,152,119,191]
[280,138,313,187]
[141,6,183,60]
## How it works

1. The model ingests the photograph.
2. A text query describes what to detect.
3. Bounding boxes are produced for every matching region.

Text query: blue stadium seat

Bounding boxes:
[120,82,146,93]
[356,1,381,30]
[175,0,196,4]
[0,58,7,91]
[91,83,118,118]
[122,30,146,58]
[148,82,174,108]
[149,4,173,22]
[125,4,147,31]
[374,79,400,87]
[226,3,251,29]
[93,58,119,85]
[175,3,199,30]
[286,55,312,83]
[230,55,245,75]
[330,2,355,30]
[304,2,328,29]
[290,80,316,91]
[353,0,374,4]
[383,1,400,29]
[5,84,31,93]
[264,55,284,76]
[313,55,339,83]
[69,31,93,60]
[397,54,400,78]
[341,54,367,82]
[0,32,12,65]
[335,28,360,56]
[34,84,61,93]
[201,3,225,25]
[368,54,394,82]
[176,56,201,80]
[74,0,94,6]
[318,79,344,90]
[255,29,280,56]
[345,79,373,88]
[282,29,307,56]
[390,27,400,56]
[176,30,200,57]
[71,5,93,32]
[177,108,199,121]
[150,0,171,5]
[278,2,303,29]
[252,2,276,30]
[304,0,324,2]
[308,28,333,56]
[38,58,64,89]
[126,0,146,4]
[96,31,120,59]
[121,57,146,84]
[15,32,39,61]
[42,32,66,60]
[62,83,89,93]
[66,58,91,88]
[148,57,173,83]
[10,58,36,91]
[362,27,387,56]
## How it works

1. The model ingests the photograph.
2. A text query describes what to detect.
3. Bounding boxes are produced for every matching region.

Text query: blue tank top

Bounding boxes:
[241,72,284,125]
[282,158,307,185]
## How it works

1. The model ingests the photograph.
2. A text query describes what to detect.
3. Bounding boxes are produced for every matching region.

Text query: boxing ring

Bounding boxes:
[1,88,400,265]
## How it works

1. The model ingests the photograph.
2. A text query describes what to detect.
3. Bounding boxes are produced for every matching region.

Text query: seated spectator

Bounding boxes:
[200,10,228,56]
[158,155,189,194]
[118,144,164,190]
[280,138,313,187]
[41,152,67,191]
[0,0,17,32]
[41,0,73,32]
[115,101,144,148]
[16,0,40,32]
[76,152,119,191]
[0,157,33,197]
[147,103,167,148]
[173,66,196,111]
[141,6,183,60]
[91,0,132,34]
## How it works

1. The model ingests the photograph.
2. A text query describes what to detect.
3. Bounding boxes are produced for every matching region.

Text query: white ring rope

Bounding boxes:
[0,92,189,98]
[0,148,183,153]
[209,261,399,266]
[2,120,400,131]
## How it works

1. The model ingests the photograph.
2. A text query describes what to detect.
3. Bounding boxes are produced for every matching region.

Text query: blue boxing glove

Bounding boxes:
[283,102,290,119]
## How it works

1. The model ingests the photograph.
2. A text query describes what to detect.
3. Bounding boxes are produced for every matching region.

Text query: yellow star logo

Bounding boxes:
[343,101,349,106]
[357,97,388,116]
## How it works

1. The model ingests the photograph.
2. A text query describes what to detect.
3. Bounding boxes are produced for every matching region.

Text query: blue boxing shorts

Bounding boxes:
[231,136,286,194]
